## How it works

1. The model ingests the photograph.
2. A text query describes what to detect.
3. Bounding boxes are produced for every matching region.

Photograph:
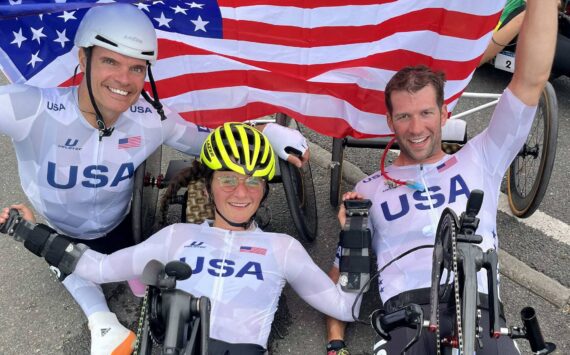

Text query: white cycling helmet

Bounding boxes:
[75,3,157,64]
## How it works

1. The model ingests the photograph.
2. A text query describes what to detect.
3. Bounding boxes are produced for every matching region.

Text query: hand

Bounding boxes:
[286,146,310,169]
[260,123,309,168]
[0,204,36,225]
[338,192,365,226]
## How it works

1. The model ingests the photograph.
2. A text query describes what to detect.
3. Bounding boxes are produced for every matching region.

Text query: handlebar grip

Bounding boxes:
[284,146,303,158]
[521,307,547,352]
[466,189,484,217]
[0,208,20,234]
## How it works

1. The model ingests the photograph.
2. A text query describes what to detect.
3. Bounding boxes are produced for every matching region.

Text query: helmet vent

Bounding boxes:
[95,35,118,48]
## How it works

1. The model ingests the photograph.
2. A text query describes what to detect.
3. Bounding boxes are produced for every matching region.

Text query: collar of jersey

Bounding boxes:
[200,220,262,233]
[388,154,452,172]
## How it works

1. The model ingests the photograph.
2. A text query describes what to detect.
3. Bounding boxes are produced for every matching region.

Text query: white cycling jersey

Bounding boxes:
[75,222,359,347]
[0,84,210,238]
[336,88,536,303]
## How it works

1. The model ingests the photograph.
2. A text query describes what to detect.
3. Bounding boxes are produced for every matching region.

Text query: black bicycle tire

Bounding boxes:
[132,146,162,244]
[507,82,558,218]
[275,113,318,242]
[279,157,318,242]
[330,137,344,208]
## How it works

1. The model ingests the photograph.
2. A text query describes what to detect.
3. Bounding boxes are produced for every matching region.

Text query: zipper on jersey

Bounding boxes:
[93,132,102,227]
[418,164,439,236]
[212,229,234,300]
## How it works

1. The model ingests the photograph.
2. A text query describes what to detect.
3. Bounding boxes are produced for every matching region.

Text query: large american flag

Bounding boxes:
[0,0,506,138]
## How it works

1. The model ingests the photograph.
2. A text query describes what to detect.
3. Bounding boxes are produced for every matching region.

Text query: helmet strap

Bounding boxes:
[214,205,255,230]
[84,47,115,141]
[141,64,166,121]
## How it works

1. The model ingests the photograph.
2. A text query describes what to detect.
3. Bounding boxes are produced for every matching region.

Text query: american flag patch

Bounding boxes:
[240,246,267,255]
[118,136,141,149]
[437,156,458,173]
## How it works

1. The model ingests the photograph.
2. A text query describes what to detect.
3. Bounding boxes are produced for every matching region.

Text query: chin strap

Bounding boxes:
[214,206,255,230]
[84,48,114,141]
[140,64,166,121]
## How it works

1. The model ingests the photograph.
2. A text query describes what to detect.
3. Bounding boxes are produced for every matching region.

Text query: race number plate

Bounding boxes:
[494,51,515,73]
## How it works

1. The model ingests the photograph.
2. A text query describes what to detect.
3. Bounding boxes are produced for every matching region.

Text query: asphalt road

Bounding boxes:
[0,66,569,354]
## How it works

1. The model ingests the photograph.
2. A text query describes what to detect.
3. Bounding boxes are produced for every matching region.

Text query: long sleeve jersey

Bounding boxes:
[75,222,359,347]
[336,88,536,303]
[0,84,210,238]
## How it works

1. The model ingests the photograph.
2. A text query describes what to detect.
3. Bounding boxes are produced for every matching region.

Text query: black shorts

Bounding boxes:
[372,302,520,355]
[208,338,267,355]
[67,213,135,254]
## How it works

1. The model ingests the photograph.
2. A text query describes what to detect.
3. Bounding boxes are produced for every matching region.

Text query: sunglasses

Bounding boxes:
[215,175,265,192]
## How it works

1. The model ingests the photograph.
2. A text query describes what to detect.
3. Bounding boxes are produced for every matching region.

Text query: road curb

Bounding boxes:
[307,140,570,309]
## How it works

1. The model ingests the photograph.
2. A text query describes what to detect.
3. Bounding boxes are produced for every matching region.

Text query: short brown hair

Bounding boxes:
[384,65,446,115]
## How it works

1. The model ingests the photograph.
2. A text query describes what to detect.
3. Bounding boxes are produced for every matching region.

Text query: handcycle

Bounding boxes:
[363,190,556,354]
[134,259,210,355]
[131,112,318,243]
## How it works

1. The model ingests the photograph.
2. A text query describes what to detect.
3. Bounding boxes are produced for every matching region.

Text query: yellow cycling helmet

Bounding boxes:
[200,122,276,180]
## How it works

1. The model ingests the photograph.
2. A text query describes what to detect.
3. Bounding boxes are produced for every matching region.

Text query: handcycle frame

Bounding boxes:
[370,190,556,355]
[135,260,210,355]
[329,80,558,219]
[131,112,318,244]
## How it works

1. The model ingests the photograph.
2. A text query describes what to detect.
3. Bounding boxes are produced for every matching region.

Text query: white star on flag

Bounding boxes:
[11,28,27,48]
[28,51,43,68]
[30,27,47,44]
[191,16,208,32]
[154,12,173,28]
[171,5,188,14]
[186,2,204,9]
[136,2,150,12]
[58,11,77,22]
[54,29,70,48]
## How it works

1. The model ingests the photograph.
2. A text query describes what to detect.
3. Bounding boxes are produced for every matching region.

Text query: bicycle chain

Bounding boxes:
[133,286,161,354]
[451,216,464,353]
[435,214,463,355]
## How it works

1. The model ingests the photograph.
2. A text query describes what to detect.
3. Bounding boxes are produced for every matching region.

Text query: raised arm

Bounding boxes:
[508,0,558,105]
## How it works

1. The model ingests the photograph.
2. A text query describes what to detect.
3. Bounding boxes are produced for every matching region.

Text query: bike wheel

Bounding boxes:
[330,137,344,208]
[279,158,318,242]
[507,82,558,218]
[275,113,318,242]
[132,146,162,244]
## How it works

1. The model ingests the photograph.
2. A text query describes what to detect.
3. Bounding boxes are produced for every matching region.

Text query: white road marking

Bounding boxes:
[498,193,570,246]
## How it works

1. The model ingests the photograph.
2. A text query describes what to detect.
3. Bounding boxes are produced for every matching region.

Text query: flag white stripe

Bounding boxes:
[151,54,267,77]
[163,87,392,133]
[151,56,473,101]
[164,87,461,135]
[160,30,491,66]
[219,1,504,27]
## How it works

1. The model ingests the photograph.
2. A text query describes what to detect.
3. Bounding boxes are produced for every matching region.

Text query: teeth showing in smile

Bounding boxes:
[410,137,427,144]
[230,202,249,207]
[108,87,128,96]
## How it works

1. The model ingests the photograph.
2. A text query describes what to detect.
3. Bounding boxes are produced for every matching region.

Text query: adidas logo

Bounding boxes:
[101,327,111,337]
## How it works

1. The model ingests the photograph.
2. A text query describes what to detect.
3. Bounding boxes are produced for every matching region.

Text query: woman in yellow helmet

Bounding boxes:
[0,122,364,355]
[199,122,276,231]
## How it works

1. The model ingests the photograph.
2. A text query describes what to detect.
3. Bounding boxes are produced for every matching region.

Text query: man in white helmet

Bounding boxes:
[0,3,309,354]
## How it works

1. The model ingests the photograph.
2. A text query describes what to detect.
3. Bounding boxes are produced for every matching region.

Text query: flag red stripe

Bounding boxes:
[178,101,393,138]
[218,0,396,7]
[158,40,481,81]
[221,9,499,46]
[150,70,388,114]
